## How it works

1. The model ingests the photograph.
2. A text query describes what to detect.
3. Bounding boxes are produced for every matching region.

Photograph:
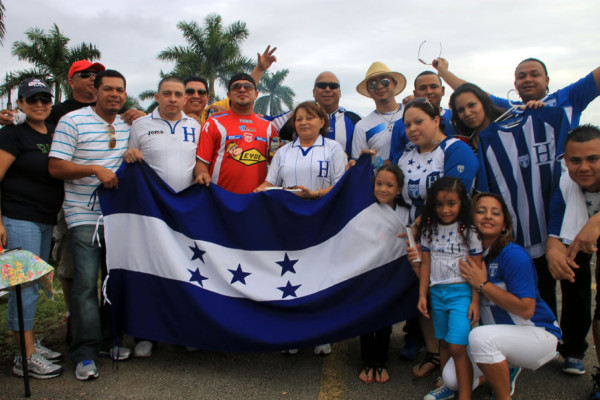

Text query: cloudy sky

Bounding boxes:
[1,0,599,123]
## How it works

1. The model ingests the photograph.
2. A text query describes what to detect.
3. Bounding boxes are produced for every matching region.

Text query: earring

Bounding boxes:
[500,229,509,236]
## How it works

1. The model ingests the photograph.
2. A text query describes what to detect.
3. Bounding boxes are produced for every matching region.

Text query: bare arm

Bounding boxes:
[459,256,535,320]
[417,251,431,318]
[546,236,577,282]
[250,45,277,85]
[254,181,275,192]
[48,157,119,189]
[193,159,211,186]
[433,58,469,90]
[567,212,600,259]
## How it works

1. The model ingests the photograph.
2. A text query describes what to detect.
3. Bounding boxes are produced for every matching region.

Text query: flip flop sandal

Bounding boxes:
[412,351,440,378]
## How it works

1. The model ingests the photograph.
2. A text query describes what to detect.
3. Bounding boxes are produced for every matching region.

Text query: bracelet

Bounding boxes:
[477,280,489,293]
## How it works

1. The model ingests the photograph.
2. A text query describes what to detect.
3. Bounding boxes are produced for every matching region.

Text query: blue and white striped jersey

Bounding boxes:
[476,107,570,258]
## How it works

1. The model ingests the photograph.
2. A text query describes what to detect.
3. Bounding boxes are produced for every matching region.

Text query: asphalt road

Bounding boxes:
[1,321,596,400]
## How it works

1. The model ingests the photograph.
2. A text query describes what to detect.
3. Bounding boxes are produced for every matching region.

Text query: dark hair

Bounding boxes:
[94,69,126,89]
[158,76,183,91]
[375,164,405,202]
[290,101,330,137]
[183,76,209,90]
[449,83,506,136]
[419,177,473,247]
[228,73,256,91]
[413,71,442,88]
[517,58,548,77]
[403,97,445,133]
[565,124,600,147]
[471,192,514,259]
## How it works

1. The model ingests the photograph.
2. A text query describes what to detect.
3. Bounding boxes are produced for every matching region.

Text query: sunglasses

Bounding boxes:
[230,82,255,92]
[185,88,208,96]
[107,124,116,149]
[405,97,435,111]
[25,96,52,105]
[73,71,96,79]
[417,40,443,65]
[367,78,393,91]
[315,82,340,90]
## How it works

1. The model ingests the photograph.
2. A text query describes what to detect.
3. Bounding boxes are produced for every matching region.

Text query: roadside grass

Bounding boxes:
[0,274,67,361]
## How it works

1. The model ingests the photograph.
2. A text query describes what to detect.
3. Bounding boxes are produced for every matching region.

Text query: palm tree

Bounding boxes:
[138,89,158,114]
[11,23,101,103]
[158,14,251,101]
[0,68,52,108]
[0,0,6,45]
[254,69,295,116]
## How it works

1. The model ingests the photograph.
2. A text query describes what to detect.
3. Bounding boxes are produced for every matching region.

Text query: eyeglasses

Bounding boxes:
[315,82,340,90]
[185,88,208,96]
[418,40,443,65]
[368,78,393,91]
[107,124,116,149]
[230,82,255,92]
[73,71,96,79]
[405,97,436,111]
[25,96,52,105]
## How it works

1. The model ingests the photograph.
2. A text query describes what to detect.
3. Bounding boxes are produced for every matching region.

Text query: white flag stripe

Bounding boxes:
[105,202,408,302]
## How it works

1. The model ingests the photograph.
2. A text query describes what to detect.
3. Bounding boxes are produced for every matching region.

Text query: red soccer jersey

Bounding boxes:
[197,111,275,194]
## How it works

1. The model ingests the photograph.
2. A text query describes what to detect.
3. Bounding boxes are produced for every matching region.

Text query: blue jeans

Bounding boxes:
[68,224,110,363]
[4,216,53,331]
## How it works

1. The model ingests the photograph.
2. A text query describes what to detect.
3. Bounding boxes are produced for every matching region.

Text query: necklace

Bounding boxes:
[376,106,400,132]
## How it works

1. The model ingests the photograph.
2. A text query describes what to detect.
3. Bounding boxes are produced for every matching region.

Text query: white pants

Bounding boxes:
[443,324,558,391]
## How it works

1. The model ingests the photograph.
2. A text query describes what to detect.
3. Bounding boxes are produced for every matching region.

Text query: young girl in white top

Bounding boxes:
[417,177,483,400]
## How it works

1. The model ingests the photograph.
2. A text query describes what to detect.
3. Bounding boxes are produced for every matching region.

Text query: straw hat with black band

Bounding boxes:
[356,61,407,98]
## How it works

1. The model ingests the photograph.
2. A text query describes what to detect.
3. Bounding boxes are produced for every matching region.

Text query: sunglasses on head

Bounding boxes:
[185,88,208,96]
[73,71,96,79]
[368,78,393,91]
[315,82,340,90]
[25,95,52,105]
[405,97,435,111]
[230,82,255,92]
[107,124,116,149]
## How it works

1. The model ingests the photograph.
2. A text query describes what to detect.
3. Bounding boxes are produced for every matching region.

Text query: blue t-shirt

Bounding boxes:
[491,71,599,130]
[480,243,561,339]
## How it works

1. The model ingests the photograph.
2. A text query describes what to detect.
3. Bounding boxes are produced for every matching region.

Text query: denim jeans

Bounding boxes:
[68,224,111,363]
[4,216,53,331]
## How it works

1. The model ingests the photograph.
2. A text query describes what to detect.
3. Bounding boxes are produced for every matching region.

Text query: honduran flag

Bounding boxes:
[98,156,418,352]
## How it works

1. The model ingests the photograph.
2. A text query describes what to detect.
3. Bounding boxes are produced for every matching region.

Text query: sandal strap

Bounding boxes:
[419,352,440,368]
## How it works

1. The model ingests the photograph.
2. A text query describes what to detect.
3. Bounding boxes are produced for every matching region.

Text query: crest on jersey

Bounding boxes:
[457,165,464,173]
[243,132,253,143]
[408,179,420,199]
[487,261,499,277]
[518,154,530,168]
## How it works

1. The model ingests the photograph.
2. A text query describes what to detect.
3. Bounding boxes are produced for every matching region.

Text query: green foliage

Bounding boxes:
[158,14,251,101]
[0,0,6,46]
[254,69,295,116]
[10,23,101,103]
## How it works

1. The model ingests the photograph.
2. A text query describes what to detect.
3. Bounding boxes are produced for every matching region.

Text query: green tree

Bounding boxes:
[138,89,158,114]
[254,69,295,116]
[158,14,251,101]
[0,68,52,107]
[11,23,101,103]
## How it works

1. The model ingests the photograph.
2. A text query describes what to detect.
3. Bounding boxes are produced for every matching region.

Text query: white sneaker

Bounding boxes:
[13,352,63,379]
[314,344,331,355]
[75,360,98,381]
[134,341,153,358]
[281,349,299,355]
[34,339,62,362]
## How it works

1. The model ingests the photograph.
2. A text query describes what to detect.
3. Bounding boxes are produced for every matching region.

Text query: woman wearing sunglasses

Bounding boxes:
[0,78,64,379]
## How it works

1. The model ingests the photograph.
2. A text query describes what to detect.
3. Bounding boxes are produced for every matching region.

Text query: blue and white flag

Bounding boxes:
[98,156,418,352]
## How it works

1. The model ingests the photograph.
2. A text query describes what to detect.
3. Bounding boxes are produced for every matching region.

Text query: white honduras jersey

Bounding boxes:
[49,106,130,228]
[476,107,570,258]
[266,136,347,190]
[397,137,479,222]
[421,222,483,286]
[129,108,201,192]
[351,107,403,161]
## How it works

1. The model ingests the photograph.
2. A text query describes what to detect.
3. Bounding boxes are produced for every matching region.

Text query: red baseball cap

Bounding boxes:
[68,60,106,80]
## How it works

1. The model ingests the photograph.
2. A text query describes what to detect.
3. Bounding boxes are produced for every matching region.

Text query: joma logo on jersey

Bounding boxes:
[147,130,164,135]
[232,148,266,166]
